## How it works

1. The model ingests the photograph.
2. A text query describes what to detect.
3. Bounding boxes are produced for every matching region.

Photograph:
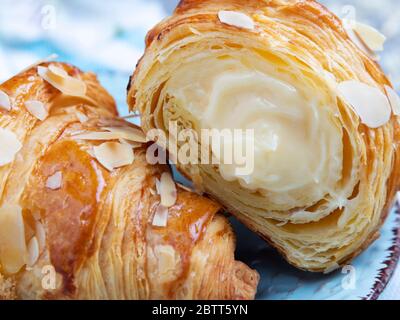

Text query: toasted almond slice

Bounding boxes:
[72,131,122,141]
[159,172,177,207]
[354,22,386,52]
[102,126,147,143]
[338,80,391,128]
[46,171,62,190]
[38,65,87,97]
[27,236,39,267]
[75,110,89,123]
[152,205,169,227]
[48,64,69,78]
[118,138,142,148]
[0,205,27,274]
[385,85,400,116]
[0,128,22,166]
[35,221,46,251]
[155,178,161,195]
[343,19,377,59]
[93,142,134,171]
[218,11,255,30]
[0,90,11,111]
[24,100,48,121]
[176,183,193,192]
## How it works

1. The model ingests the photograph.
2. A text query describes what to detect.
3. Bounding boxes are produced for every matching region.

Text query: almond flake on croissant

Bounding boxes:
[0,62,258,300]
[128,0,400,272]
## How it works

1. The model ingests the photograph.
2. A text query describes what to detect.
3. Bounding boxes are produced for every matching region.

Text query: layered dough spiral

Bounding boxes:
[0,62,258,299]
[128,0,400,271]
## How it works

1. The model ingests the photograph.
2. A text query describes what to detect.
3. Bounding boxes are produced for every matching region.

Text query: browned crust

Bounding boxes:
[0,63,259,300]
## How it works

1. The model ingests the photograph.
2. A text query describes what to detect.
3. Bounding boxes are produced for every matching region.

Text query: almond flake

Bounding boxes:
[152,205,169,227]
[102,126,147,143]
[354,22,386,52]
[37,65,87,97]
[24,100,48,120]
[35,221,46,251]
[155,178,161,195]
[27,236,39,267]
[177,183,193,192]
[385,85,400,116]
[72,131,122,141]
[0,90,11,111]
[118,138,142,148]
[343,19,377,59]
[93,142,134,171]
[218,11,255,30]
[0,128,22,166]
[337,80,391,128]
[46,171,62,190]
[75,110,89,123]
[0,205,27,274]
[159,172,177,207]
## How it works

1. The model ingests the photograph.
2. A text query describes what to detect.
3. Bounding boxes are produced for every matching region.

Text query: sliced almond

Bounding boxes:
[159,172,177,207]
[102,126,147,143]
[72,131,122,141]
[35,221,46,251]
[155,178,161,195]
[0,205,27,274]
[75,110,89,123]
[385,85,400,116]
[24,100,48,121]
[27,236,39,267]
[152,205,169,227]
[337,80,391,128]
[343,19,377,59]
[37,65,86,97]
[218,11,255,30]
[118,138,142,149]
[93,142,134,171]
[48,64,69,78]
[0,90,11,111]
[176,183,193,192]
[46,171,62,190]
[354,22,386,52]
[0,128,22,166]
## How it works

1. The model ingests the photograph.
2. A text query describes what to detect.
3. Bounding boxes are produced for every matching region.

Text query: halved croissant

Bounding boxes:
[0,62,259,299]
[128,0,400,272]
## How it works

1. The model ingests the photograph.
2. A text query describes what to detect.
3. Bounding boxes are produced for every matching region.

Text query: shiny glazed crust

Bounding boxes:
[128,0,400,271]
[0,62,259,300]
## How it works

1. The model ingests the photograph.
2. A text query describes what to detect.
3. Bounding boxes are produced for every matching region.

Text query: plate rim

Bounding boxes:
[363,202,400,300]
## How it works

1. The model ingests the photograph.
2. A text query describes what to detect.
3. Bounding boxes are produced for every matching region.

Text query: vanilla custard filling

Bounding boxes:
[165,55,343,196]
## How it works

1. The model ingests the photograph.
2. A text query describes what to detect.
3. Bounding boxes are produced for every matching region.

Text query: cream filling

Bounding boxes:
[165,55,342,197]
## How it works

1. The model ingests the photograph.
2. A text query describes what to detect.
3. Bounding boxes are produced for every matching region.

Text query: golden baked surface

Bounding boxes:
[0,62,259,299]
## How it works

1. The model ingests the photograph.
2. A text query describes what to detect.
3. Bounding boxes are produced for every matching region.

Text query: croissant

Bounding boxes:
[128,0,400,272]
[0,62,259,300]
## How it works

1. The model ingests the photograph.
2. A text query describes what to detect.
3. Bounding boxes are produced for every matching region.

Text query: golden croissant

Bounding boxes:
[128,0,400,272]
[0,62,259,300]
